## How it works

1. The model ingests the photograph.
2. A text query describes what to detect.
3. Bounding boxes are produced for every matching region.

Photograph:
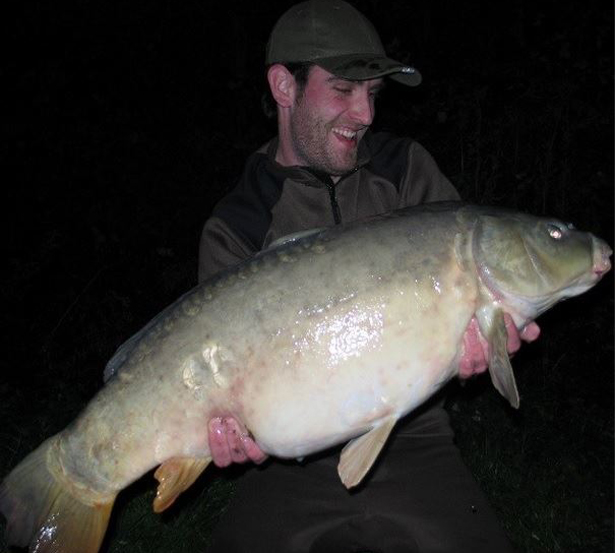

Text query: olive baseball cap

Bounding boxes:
[266,0,421,86]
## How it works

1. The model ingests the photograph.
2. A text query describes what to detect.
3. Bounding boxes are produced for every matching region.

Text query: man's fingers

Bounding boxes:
[504,315,540,353]
[240,434,268,464]
[224,418,250,463]
[503,313,522,354]
[208,417,232,467]
[208,416,269,467]
[520,321,541,342]
[459,317,489,378]
[224,418,268,464]
[459,315,540,378]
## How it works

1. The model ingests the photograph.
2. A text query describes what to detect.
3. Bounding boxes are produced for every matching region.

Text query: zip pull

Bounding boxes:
[301,166,345,225]
[325,181,342,225]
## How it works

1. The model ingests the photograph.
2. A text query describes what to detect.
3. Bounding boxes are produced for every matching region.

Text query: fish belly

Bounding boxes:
[237,262,476,458]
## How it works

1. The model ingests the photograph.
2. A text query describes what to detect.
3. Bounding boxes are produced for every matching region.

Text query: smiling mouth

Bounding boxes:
[332,128,358,141]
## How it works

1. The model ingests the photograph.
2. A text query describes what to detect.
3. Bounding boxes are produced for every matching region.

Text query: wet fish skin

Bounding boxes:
[0,203,611,553]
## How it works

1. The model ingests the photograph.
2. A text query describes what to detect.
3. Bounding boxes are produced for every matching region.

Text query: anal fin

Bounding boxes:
[153,456,211,513]
[337,417,397,489]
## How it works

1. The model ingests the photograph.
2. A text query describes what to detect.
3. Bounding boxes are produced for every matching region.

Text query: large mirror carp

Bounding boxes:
[1,203,611,553]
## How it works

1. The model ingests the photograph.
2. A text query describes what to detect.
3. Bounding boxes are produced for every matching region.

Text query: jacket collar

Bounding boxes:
[261,132,372,187]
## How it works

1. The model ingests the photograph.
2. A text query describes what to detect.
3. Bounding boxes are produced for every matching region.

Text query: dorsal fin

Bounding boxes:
[265,228,326,251]
[103,288,195,382]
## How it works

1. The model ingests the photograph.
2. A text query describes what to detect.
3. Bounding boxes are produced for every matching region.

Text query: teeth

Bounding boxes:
[333,128,357,139]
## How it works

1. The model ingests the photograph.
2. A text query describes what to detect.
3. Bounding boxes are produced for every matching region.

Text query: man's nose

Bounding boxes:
[349,91,374,126]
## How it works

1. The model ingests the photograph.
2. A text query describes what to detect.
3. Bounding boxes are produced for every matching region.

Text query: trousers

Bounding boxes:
[207,396,515,553]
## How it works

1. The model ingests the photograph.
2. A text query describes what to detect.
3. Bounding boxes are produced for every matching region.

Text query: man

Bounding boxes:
[198,1,539,551]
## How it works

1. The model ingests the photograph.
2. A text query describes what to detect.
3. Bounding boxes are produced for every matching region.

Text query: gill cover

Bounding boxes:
[472,212,594,308]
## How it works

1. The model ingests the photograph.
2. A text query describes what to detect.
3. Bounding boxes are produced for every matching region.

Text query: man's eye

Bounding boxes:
[334,87,352,95]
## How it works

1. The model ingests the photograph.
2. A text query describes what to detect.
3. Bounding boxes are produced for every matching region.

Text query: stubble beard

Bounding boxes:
[289,98,358,176]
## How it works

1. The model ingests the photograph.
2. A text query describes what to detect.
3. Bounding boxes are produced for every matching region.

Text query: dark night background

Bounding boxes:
[2,1,613,552]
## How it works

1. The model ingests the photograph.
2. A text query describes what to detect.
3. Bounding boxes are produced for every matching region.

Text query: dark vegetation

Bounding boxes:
[2,1,613,551]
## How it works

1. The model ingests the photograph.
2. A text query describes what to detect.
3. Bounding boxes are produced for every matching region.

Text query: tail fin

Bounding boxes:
[0,436,116,553]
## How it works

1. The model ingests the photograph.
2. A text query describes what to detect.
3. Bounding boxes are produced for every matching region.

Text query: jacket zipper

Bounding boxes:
[324,166,361,225]
[324,181,342,225]
[303,165,361,226]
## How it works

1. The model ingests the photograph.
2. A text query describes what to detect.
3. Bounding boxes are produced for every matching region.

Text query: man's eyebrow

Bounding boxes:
[326,76,351,84]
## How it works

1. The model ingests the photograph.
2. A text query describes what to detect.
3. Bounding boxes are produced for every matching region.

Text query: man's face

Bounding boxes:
[287,66,383,176]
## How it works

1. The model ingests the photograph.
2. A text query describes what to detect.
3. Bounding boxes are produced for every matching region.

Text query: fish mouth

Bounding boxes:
[593,238,612,277]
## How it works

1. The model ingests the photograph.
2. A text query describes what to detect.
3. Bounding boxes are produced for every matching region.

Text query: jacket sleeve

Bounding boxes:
[198,147,283,283]
[398,141,460,206]
[198,216,257,283]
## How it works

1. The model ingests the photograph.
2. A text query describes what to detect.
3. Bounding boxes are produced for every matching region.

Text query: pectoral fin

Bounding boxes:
[487,309,520,408]
[338,417,397,489]
[153,456,211,513]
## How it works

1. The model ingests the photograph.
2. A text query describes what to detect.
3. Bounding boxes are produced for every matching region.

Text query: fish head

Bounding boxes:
[471,211,612,319]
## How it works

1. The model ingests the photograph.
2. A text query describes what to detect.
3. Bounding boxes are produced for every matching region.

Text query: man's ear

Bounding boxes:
[267,64,297,109]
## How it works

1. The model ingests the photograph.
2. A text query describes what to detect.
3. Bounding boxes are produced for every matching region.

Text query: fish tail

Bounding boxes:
[0,436,116,553]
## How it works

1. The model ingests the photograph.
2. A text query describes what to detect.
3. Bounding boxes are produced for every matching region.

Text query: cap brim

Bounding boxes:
[314,54,422,86]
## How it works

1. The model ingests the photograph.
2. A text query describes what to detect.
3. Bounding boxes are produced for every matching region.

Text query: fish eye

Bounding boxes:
[547,224,563,239]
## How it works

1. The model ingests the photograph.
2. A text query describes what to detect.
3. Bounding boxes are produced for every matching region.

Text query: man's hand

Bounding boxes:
[208,417,268,468]
[459,314,540,379]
